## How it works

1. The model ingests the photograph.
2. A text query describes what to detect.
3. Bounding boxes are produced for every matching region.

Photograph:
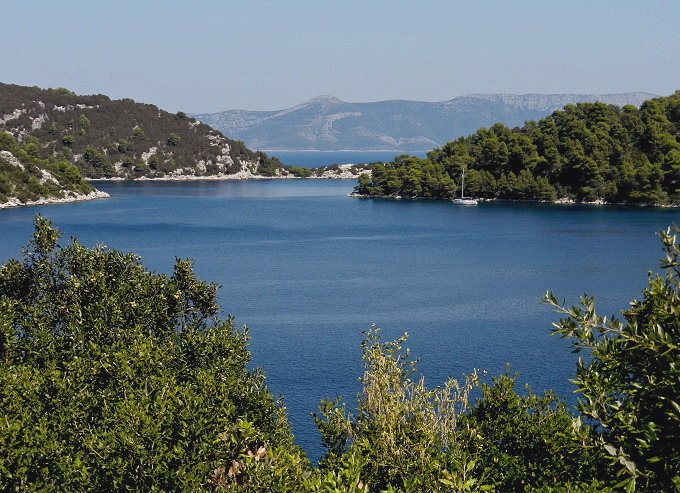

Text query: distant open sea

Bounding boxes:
[262,150,428,168]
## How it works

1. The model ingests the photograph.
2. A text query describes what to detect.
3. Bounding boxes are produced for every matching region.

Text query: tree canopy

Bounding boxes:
[355,91,680,205]
[0,217,300,490]
[0,132,93,205]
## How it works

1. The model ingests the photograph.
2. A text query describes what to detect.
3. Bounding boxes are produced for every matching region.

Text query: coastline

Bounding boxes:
[260,149,428,153]
[347,193,680,208]
[87,174,291,182]
[0,190,110,210]
[87,165,367,182]
[87,175,359,182]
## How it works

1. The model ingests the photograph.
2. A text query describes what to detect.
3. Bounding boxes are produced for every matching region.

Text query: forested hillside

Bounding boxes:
[0,83,288,179]
[355,91,680,205]
[0,132,105,207]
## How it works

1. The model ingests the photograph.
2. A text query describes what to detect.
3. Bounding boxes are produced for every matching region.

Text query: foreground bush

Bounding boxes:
[0,216,306,491]
[1,217,677,491]
[313,227,680,492]
[546,226,680,492]
[312,330,600,492]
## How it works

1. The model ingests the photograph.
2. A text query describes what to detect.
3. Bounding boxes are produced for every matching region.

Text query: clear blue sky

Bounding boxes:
[4,0,679,113]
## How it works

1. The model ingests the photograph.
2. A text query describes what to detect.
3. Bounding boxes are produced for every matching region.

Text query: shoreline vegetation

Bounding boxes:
[347,192,680,208]
[0,217,677,490]
[5,82,679,210]
[352,91,680,207]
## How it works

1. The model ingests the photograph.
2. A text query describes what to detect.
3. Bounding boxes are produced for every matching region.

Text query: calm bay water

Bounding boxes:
[265,150,427,167]
[0,179,677,460]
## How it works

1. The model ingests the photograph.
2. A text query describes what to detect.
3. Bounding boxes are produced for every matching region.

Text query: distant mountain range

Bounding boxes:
[191,93,657,152]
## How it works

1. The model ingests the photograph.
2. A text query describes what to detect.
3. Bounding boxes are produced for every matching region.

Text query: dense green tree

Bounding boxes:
[132,126,146,140]
[0,217,304,491]
[356,91,680,204]
[78,113,90,130]
[462,374,604,491]
[545,227,680,491]
[116,138,134,153]
[147,153,160,170]
[167,132,182,146]
[81,145,114,177]
[354,157,455,199]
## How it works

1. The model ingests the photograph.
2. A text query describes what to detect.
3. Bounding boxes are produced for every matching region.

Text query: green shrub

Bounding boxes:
[462,373,604,491]
[0,217,304,491]
[313,330,488,492]
[167,133,182,146]
[546,226,680,491]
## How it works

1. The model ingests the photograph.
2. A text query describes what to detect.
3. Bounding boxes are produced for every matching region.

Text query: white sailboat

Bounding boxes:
[452,166,478,205]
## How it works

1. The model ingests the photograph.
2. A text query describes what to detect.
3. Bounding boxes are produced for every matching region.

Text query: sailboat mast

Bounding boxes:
[461,167,465,198]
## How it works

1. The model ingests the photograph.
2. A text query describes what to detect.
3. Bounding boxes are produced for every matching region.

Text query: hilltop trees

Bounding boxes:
[356,91,680,204]
[0,82,289,180]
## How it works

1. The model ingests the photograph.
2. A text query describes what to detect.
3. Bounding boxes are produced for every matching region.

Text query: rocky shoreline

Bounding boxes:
[1,171,366,210]
[0,190,110,209]
[87,174,357,182]
[347,193,679,208]
[87,164,368,182]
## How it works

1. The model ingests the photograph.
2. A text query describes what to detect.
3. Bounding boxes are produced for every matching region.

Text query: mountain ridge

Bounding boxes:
[460,92,657,110]
[192,92,658,152]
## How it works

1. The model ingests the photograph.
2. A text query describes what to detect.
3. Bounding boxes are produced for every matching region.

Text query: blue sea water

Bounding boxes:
[265,150,427,168]
[0,179,678,460]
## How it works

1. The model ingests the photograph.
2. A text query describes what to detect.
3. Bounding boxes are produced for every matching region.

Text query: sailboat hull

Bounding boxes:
[454,167,478,205]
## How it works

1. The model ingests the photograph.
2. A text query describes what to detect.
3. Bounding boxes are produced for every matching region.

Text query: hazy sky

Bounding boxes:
[4,0,679,113]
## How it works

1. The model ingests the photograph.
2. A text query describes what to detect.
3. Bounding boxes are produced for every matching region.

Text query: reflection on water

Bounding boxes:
[94,178,355,197]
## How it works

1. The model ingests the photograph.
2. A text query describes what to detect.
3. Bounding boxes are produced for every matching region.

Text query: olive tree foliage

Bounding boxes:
[461,374,605,492]
[312,330,604,493]
[0,216,305,491]
[545,226,680,492]
[313,330,487,492]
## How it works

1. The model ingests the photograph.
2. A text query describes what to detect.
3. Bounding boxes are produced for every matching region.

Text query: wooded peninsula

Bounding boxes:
[354,92,680,206]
